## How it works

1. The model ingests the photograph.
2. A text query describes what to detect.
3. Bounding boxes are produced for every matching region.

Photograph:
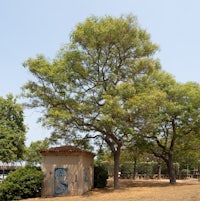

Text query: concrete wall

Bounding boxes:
[41,153,94,197]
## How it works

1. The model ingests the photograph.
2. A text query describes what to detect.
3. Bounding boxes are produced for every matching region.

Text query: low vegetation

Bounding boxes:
[94,164,108,188]
[0,166,43,200]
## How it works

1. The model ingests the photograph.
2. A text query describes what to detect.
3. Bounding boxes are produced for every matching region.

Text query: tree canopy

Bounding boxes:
[0,95,26,163]
[132,75,200,184]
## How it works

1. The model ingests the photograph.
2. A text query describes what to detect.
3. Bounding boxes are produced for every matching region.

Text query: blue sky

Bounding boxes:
[1,0,200,145]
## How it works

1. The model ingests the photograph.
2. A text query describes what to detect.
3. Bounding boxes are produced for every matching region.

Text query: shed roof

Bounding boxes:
[40,145,95,157]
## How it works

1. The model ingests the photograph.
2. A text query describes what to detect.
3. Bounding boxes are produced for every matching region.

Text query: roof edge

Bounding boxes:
[40,145,95,157]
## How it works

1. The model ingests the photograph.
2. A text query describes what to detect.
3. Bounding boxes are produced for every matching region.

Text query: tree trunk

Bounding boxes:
[133,157,137,180]
[158,163,162,180]
[167,154,176,184]
[113,148,120,189]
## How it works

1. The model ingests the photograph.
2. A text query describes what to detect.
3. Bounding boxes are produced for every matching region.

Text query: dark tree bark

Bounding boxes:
[113,148,121,189]
[166,154,176,184]
[133,157,137,180]
[105,136,122,189]
[157,163,162,180]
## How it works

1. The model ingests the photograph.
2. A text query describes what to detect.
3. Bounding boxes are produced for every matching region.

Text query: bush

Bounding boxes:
[0,166,43,200]
[180,169,189,178]
[94,164,108,188]
[120,162,135,178]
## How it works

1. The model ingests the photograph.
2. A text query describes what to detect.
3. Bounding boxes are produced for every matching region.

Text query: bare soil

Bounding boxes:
[24,179,200,201]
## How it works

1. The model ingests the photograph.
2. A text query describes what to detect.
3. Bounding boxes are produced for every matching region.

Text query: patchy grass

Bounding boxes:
[24,179,200,201]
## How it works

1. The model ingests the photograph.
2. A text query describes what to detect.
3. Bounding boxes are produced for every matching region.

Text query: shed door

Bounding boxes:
[54,168,68,195]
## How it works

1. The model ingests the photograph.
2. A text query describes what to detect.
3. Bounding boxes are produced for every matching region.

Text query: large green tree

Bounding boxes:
[22,15,160,188]
[133,76,200,184]
[0,95,26,163]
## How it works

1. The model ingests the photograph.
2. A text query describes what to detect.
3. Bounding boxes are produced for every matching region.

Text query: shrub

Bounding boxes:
[120,163,135,178]
[180,169,189,178]
[94,164,108,188]
[0,166,43,200]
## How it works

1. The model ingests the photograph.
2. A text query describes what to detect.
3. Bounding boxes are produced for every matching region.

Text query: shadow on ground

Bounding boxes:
[84,178,199,196]
[108,178,198,188]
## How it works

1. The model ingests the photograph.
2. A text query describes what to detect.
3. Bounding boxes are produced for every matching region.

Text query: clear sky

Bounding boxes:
[1,0,200,146]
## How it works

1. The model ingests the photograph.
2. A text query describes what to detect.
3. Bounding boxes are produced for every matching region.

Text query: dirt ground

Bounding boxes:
[24,179,200,201]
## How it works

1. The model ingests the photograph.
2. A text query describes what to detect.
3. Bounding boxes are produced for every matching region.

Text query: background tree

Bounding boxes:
[134,76,200,184]
[22,15,160,189]
[120,136,148,179]
[49,129,94,151]
[0,94,26,164]
[175,125,200,178]
[25,140,49,166]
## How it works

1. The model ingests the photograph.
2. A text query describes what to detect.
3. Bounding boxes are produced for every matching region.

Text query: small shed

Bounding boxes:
[40,145,95,197]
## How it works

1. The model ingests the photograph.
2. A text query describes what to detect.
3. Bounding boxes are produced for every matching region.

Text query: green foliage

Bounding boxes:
[0,94,26,163]
[22,14,160,143]
[130,74,200,183]
[120,162,135,176]
[95,146,113,164]
[180,169,189,178]
[121,162,156,175]
[0,166,43,200]
[25,140,49,166]
[94,164,108,188]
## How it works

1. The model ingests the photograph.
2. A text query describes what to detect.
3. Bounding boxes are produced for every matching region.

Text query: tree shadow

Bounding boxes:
[107,178,199,188]
[84,178,199,196]
[84,178,199,197]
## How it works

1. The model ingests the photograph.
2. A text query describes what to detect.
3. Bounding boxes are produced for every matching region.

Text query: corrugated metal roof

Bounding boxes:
[40,145,95,156]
